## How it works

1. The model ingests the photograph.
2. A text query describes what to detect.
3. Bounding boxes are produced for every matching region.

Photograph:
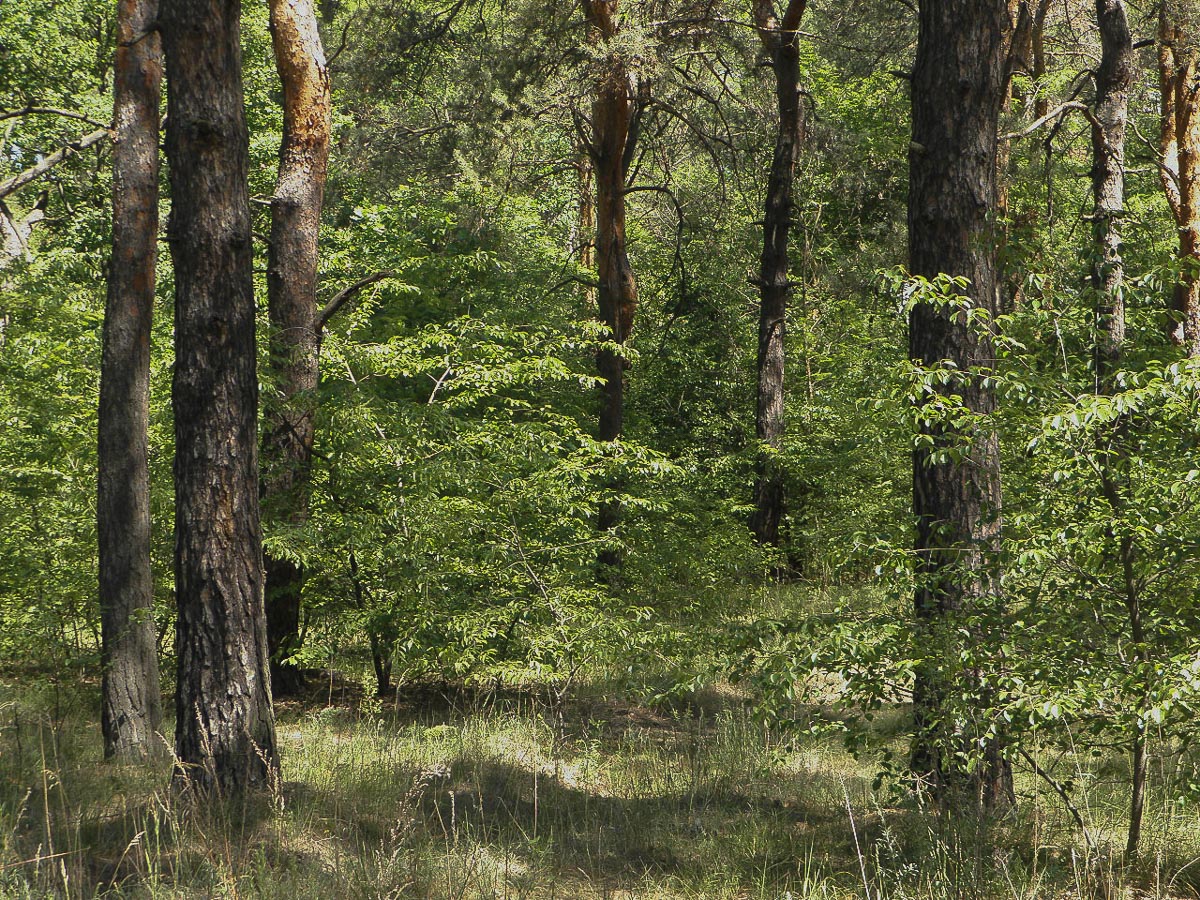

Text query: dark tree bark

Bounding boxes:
[907,0,1012,807]
[348,550,393,698]
[584,0,639,566]
[98,0,164,761]
[162,0,278,794]
[748,0,806,553]
[1031,0,1050,119]
[1158,1,1200,355]
[262,0,332,696]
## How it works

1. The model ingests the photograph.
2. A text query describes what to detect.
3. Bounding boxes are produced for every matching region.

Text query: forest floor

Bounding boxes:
[0,672,1197,899]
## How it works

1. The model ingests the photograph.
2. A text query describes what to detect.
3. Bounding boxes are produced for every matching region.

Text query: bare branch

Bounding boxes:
[316,270,397,332]
[0,127,111,200]
[1001,100,1088,140]
[0,107,111,130]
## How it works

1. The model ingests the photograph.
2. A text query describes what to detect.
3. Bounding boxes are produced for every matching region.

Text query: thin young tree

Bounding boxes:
[161,0,278,793]
[907,0,1012,807]
[584,0,640,564]
[98,0,163,760]
[749,0,806,553]
[261,0,332,696]
[1158,0,1200,354]
[1088,0,1142,858]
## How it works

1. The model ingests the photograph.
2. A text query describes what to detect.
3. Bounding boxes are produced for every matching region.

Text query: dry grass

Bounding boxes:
[0,675,1197,898]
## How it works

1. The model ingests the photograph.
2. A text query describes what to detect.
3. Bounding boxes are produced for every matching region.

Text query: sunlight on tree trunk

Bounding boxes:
[162,0,279,795]
[262,0,332,697]
[98,0,163,761]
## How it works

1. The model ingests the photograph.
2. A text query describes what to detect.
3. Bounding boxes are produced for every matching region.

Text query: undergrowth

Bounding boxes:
[0,676,1197,898]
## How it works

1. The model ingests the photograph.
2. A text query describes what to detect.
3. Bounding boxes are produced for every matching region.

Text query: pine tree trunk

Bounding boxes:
[749,0,807,553]
[1158,2,1200,355]
[907,0,1012,808]
[262,0,331,696]
[162,0,279,795]
[585,0,638,565]
[99,0,163,761]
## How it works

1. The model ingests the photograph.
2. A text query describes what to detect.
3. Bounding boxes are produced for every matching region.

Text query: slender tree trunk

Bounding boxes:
[907,0,1012,808]
[1032,0,1050,119]
[576,152,597,311]
[749,0,806,553]
[1158,2,1200,354]
[348,550,392,698]
[1091,0,1132,380]
[162,0,278,794]
[99,0,163,761]
[262,0,331,696]
[1088,0,1147,856]
[585,0,638,566]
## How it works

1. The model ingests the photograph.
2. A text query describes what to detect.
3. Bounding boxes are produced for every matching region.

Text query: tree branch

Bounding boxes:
[0,107,111,130]
[316,270,397,332]
[1001,100,1088,140]
[0,127,111,200]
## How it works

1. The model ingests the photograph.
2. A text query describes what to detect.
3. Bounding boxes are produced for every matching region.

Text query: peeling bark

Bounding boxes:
[584,0,639,565]
[262,0,332,696]
[1158,1,1200,354]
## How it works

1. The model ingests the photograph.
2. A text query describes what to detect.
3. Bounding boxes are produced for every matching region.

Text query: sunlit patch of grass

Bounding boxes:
[0,674,1198,897]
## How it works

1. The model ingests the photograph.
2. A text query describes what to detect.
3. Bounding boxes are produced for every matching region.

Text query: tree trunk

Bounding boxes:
[749,0,806,554]
[1091,0,1132,379]
[348,550,393,698]
[576,152,597,311]
[262,0,331,696]
[907,0,1012,808]
[585,0,639,566]
[1159,1,1200,355]
[1032,0,1050,119]
[162,0,279,794]
[99,0,164,762]
[1089,0,1147,857]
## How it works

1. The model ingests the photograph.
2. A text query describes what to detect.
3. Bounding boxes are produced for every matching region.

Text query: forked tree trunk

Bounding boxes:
[262,0,332,696]
[1158,1,1200,355]
[162,0,278,794]
[584,0,638,566]
[98,0,163,761]
[749,0,806,553]
[907,0,1012,808]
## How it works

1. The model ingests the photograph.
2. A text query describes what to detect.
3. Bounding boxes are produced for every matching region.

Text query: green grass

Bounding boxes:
[0,675,1198,898]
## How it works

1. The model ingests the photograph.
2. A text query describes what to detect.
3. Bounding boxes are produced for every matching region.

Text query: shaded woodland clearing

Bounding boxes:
[5,0,1200,894]
[3,647,1200,898]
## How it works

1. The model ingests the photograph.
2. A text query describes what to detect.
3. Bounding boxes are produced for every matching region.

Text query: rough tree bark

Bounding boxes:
[162,0,279,794]
[907,0,1013,807]
[261,0,332,696]
[748,0,806,553]
[1158,0,1200,355]
[98,0,163,761]
[584,0,639,564]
